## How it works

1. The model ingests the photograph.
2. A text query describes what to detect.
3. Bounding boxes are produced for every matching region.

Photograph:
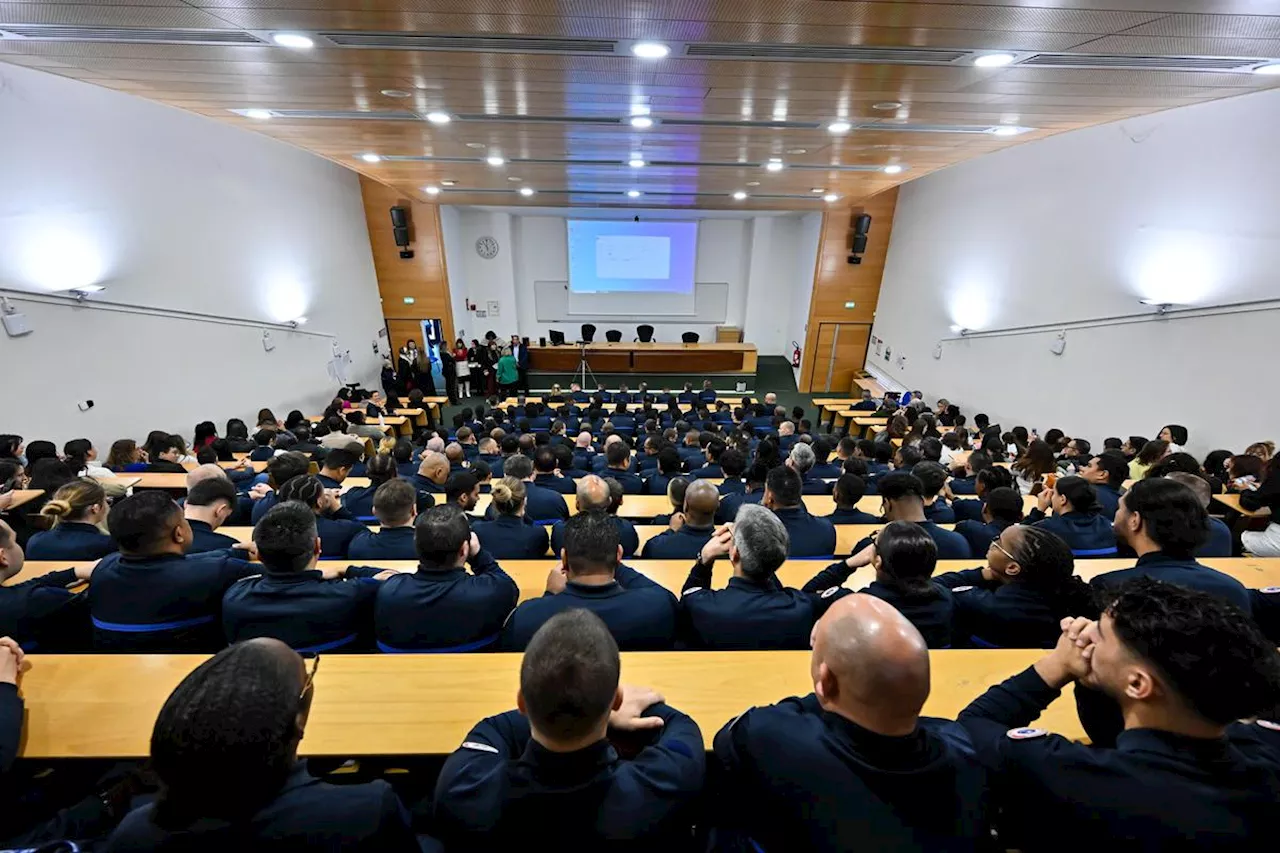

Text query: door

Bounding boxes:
[806,323,871,393]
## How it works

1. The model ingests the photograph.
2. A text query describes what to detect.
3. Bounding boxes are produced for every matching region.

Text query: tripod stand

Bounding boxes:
[574,341,597,389]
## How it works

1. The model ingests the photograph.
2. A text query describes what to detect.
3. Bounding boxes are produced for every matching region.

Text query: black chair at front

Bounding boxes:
[548,329,566,346]
[682,332,700,343]
[581,324,596,343]
[605,329,623,343]
[636,325,655,342]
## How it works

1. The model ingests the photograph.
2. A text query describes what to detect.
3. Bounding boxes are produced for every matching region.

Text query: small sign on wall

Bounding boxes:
[487,300,500,317]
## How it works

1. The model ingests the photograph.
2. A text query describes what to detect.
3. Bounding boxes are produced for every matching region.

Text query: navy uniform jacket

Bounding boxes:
[222,566,385,652]
[315,513,368,558]
[348,526,417,560]
[718,478,746,496]
[1252,586,1280,644]
[958,666,1280,851]
[825,507,879,525]
[477,454,505,478]
[1027,509,1117,557]
[639,523,715,559]
[677,446,705,467]
[375,549,517,652]
[532,473,575,495]
[1197,516,1233,558]
[186,520,238,555]
[771,506,837,557]
[251,492,278,525]
[924,500,956,524]
[636,453,660,471]
[433,704,703,852]
[852,522,971,560]
[0,568,90,652]
[949,476,978,495]
[1090,552,1251,614]
[952,498,984,523]
[501,567,678,651]
[809,462,843,480]
[688,464,723,480]
[954,520,1012,560]
[643,472,677,495]
[317,473,344,490]
[602,469,645,495]
[473,515,551,559]
[341,483,380,518]
[522,482,570,522]
[680,561,817,650]
[713,694,987,853]
[26,522,115,561]
[550,515,639,559]
[1094,482,1123,520]
[935,568,1065,649]
[87,552,257,651]
[802,564,955,648]
[801,476,833,496]
[717,490,764,524]
[104,762,422,853]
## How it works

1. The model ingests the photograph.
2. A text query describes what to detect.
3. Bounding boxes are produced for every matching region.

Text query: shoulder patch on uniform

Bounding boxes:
[683,586,705,595]
[821,586,842,599]
[1006,727,1048,740]
[232,573,264,584]
[1260,586,1280,594]
[951,585,974,593]
[1256,719,1280,731]
[461,741,499,754]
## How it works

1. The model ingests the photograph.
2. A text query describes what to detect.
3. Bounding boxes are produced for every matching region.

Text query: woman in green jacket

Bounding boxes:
[496,347,519,399]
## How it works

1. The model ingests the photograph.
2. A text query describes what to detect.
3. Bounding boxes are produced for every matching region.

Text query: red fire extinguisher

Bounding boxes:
[791,341,802,368]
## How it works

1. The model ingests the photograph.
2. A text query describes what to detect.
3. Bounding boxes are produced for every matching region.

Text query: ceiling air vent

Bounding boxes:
[253,109,420,121]
[320,32,616,54]
[684,42,969,64]
[1020,53,1258,72]
[0,24,264,45]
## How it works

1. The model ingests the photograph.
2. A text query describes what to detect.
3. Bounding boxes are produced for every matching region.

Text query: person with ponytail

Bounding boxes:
[27,479,115,560]
[275,475,367,558]
[936,525,1097,648]
[1025,475,1118,557]
[105,439,147,473]
[104,638,422,850]
[472,477,550,559]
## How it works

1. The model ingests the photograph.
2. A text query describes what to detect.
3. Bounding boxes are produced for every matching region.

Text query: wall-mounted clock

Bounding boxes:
[475,236,500,259]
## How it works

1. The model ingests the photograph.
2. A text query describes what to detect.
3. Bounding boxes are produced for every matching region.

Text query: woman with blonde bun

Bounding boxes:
[27,478,115,560]
[471,477,549,559]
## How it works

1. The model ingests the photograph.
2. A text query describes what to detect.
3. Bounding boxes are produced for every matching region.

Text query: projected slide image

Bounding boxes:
[567,219,697,294]
[596,235,670,280]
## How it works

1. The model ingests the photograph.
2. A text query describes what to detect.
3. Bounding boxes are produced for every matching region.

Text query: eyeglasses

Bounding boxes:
[989,537,1017,563]
[299,654,321,703]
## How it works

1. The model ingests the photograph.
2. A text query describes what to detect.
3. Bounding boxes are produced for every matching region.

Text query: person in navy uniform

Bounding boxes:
[640,480,719,559]
[936,524,1096,649]
[712,593,988,851]
[825,474,878,524]
[27,478,115,560]
[764,466,836,557]
[348,479,419,560]
[548,475,638,558]
[0,519,92,651]
[851,472,970,559]
[105,639,425,851]
[808,439,843,480]
[676,429,705,469]
[1078,449,1128,521]
[274,476,367,559]
[1254,586,1280,644]
[717,448,747,495]
[688,439,726,480]
[913,461,956,523]
[315,447,359,490]
[1165,471,1234,558]
[718,461,768,524]
[182,476,240,554]
[1023,476,1117,557]
[953,486,1024,558]
[443,471,482,516]
[375,505,517,652]
[502,512,678,651]
[950,465,1015,524]
[643,447,683,496]
[251,451,313,525]
[498,455,568,523]
[88,491,257,652]
[698,379,718,404]
[599,441,644,494]
[1093,477,1251,612]
[223,502,394,651]
[472,478,550,559]
[339,454,399,520]
[531,447,575,495]
[412,451,450,508]
[679,505,823,650]
[434,610,704,850]
[958,579,1280,850]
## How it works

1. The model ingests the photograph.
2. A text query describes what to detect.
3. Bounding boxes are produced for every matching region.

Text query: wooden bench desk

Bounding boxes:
[529,342,758,375]
[308,416,406,437]
[1213,493,1271,520]
[854,377,888,397]
[180,460,267,473]
[2,489,45,512]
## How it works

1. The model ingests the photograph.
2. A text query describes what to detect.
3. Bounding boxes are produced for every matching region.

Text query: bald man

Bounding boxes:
[640,480,720,559]
[549,475,640,559]
[712,594,988,850]
[415,451,449,493]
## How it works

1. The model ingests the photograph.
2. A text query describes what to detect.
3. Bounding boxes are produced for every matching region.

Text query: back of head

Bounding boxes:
[151,639,305,825]
[876,471,925,505]
[833,474,866,507]
[534,447,557,474]
[503,453,534,481]
[108,491,183,555]
[186,476,237,511]
[667,476,690,509]
[267,452,311,490]
[912,461,948,497]
[29,458,74,494]
[322,447,359,474]
[604,477,624,514]
[657,447,681,475]
[683,479,720,523]
[1099,578,1280,725]
[373,478,417,525]
[732,504,789,580]
[276,475,325,510]
[896,445,922,470]
[254,501,319,573]
[63,438,93,471]
[842,457,868,478]
[1165,472,1211,510]
[444,443,464,465]
[414,505,471,564]
[366,453,398,485]
[1147,452,1202,480]
[605,441,629,468]
[875,520,939,598]
[574,474,611,513]
[1122,477,1208,557]
[1055,476,1099,514]
[788,443,815,475]
[919,437,942,462]
[983,487,1025,526]
[1137,440,1169,465]
[490,477,527,516]
[765,465,802,508]
[445,472,479,504]
[562,511,620,575]
[520,610,620,744]
[41,478,106,525]
[976,466,1014,494]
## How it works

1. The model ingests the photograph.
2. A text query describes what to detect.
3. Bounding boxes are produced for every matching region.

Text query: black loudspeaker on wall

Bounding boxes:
[848,213,872,265]
[390,206,414,259]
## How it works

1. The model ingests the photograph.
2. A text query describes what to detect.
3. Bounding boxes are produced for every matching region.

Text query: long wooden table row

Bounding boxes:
[528,342,758,374]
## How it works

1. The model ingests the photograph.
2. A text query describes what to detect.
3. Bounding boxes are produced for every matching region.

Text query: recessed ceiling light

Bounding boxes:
[630,104,651,116]
[746,181,760,187]
[270,33,314,49]
[631,41,671,59]
[441,180,456,186]
[873,101,903,110]
[627,190,642,198]
[974,53,1015,67]
[380,89,411,98]
[765,159,784,172]
[244,109,273,120]
[823,193,840,202]
[732,191,748,200]
[990,125,1022,137]
[507,176,522,182]
[786,148,807,155]
[465,142,485,149]
[359,153,381,163]
[1254,62,1280,75]
[810,188,824,193]
[519,187,535,196]
[424,186,441,195]
[629,115,654,129]
[486,155,505,166]
[425,111,452,124]
[628,158,646,168]
[883,164,904,174]
[827,120,852,134]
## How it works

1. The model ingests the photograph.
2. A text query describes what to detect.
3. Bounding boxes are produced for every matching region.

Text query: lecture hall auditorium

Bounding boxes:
[1,0,1280,849]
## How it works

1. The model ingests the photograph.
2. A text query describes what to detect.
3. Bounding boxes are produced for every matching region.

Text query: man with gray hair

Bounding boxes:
[678,504,828,649]
[788,443,815,479]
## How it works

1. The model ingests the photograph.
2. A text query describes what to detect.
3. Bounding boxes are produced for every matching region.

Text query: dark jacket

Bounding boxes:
[374,549,518,651]
[923,500,956,524]
[825,507,880,525]
[771,506,837,558]
[935,568,1069,649]
[222,566,386,652]
[501,567,678,651]
[717,490,764,524]
[602,469,645,495]
[348,526,417,561]
[522,483,570,522]
[473,515,551,560]
[0,568,89,652]
[955,520,1011,560]
[532,473,575,495]
[680,563,818,650]
[26,521,115,561]
[186,520,239,555]
[550,515,639,559]
[851,521,971,560]
[1091,551,1252,614]
[1027,509,1118,557]
[340,482,381,519]
[639,523,715,560]
[1197,516,1233,558]
[315,513,368,558]
[859,580,955,648]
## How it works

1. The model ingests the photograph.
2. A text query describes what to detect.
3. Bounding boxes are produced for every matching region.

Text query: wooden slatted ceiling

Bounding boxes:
[2,2,1279,210]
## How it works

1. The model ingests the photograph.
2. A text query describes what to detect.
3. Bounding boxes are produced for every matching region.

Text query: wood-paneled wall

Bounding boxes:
[359,176,453,354]
[798,187,899,393]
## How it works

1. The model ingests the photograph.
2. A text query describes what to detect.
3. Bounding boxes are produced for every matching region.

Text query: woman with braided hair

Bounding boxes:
[275,475,367,558]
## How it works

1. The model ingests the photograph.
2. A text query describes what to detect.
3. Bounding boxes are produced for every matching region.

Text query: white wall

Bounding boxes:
[787,213,824,384]
[0,63,385,450]
[440,206,815,354]
[870,88,1280,454]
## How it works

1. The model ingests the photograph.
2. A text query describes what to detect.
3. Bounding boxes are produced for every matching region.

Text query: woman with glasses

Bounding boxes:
[935,525,1096,648]
[103,639,425,850]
